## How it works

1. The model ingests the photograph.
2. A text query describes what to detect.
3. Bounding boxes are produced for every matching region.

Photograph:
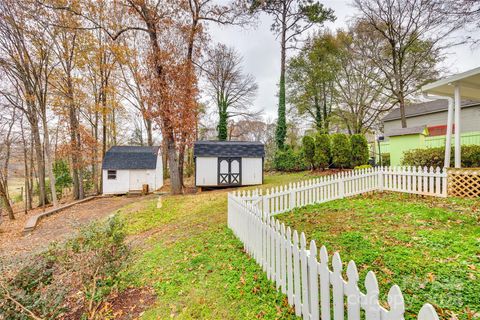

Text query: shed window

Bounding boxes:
[107,170,117,180]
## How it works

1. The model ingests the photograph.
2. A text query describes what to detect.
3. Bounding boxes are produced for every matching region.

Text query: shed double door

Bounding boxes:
[218,157,241,186]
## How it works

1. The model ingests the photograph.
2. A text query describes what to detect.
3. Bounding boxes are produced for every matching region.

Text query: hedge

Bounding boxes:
[273,148,308,171]
[302,136,315,169]
[402,145,480,168]
[331,133,352,169]
[350,134,369,167]
[314,134,331,170]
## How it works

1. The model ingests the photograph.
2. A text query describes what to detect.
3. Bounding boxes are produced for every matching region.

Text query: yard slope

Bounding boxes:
[118,172,320,319]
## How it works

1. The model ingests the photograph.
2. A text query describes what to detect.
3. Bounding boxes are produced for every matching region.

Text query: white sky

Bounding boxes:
[206,0,480,120]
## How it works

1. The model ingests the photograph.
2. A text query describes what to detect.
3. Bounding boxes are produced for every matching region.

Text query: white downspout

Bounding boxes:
[422,93,454,168]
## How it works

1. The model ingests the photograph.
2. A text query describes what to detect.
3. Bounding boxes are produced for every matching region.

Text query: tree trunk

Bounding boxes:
[42,115,58,207]
[146,15,182,194]
[178,139,186,187]
[0,190,14,220]
[28,138,34,210]
[166,133,182,194]
[217,103,228,140]
[21,128,30,214]
[162,138,168,179]
[67,75,84,200]
[146,118,153,146]
[30,116,47,207]
[275,18,287,150]
[399,95,407,128]
[92,111,99,194]
[314,95,322,132]
[323,83,330,133]
[111,108,117,145]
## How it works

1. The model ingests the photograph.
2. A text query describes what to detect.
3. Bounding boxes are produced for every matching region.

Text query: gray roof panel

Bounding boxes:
[102,146,160,170]
[194,141,265,158]
[382,99,479,122]
[385,126,427,137]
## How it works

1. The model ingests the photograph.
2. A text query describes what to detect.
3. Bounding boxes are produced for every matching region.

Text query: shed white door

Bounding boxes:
[129,170,148,190]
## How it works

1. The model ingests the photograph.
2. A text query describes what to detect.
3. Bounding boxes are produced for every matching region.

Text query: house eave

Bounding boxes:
[382,102,480,122]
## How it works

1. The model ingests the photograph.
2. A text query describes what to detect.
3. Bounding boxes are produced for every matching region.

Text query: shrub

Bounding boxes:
[350,134,369,167]
[0,255,67,319]
[354,164,372,170]
[302,136,315,169]
[53,159,73,199]
[0,215,129,319]
[314,134,331,170]
[273,147,307,172]
[331,133,352,169]
[380,153,390,166]
[402,145,480,168]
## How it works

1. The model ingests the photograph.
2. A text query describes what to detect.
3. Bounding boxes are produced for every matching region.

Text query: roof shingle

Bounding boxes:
[385,126,428,137]
[194,141,265,158]
[102,146,160,170]
[382,99,479,122]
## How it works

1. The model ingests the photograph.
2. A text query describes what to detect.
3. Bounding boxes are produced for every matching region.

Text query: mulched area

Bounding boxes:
[61,287,157,320]
[0,195,155,265]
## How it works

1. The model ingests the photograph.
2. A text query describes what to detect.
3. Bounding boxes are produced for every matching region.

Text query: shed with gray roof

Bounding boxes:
[194,141,264,187]
[102,146,163,194]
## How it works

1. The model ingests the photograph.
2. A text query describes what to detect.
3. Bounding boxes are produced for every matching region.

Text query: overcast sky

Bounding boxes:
[206,0,480,120]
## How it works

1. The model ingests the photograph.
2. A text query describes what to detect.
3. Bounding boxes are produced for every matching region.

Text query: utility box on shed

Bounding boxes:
[194,141,264,187]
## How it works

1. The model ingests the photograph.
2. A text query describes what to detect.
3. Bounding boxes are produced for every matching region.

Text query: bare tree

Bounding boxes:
[118,35,154,146]
[0,105,17,220]
[202,44,259,140]
[228,119,268,142]
[48,8,86,200]
[441,1,480,44]
[353,0,462,128]
[334,28,393,134]
[0,0,57,207]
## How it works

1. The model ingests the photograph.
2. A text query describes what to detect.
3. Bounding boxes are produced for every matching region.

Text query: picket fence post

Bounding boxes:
[338,173,345,199]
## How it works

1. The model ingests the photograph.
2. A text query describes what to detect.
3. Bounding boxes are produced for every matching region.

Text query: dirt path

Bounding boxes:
[0,195,155,265]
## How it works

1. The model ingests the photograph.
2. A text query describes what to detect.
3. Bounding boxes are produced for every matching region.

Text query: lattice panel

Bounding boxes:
[448,168,480,198]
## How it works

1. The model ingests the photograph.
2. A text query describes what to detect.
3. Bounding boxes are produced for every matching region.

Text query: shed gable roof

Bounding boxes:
[194,141,265,158]
[382,99,479,122]
[385,125,428,137]
[102,146,160,170]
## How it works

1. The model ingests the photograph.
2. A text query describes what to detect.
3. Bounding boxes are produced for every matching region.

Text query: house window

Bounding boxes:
[107,170,117,180]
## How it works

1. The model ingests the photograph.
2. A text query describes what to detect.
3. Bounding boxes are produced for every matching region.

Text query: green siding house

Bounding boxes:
[380,99,480,166]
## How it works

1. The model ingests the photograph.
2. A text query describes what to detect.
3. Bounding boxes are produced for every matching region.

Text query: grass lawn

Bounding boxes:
[276,192,480,320]
[116,172,318,319]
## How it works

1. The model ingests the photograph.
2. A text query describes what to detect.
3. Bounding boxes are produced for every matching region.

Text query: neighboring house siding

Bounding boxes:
[241,158,263,185]
[383,106,480,135]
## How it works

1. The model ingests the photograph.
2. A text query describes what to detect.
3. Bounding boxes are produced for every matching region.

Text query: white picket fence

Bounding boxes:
[227,166,447,320]
[241,166,447,216]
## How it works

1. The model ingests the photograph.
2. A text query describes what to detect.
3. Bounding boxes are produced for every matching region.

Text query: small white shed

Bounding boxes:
[194,141,264,187]
[102,146,163,195]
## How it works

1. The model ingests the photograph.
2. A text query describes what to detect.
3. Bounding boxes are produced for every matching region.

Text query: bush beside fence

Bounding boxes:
[228,166,447,320]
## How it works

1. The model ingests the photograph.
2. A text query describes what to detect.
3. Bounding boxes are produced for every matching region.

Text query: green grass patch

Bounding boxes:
[115,172,320,319]
[276,192,480,319]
